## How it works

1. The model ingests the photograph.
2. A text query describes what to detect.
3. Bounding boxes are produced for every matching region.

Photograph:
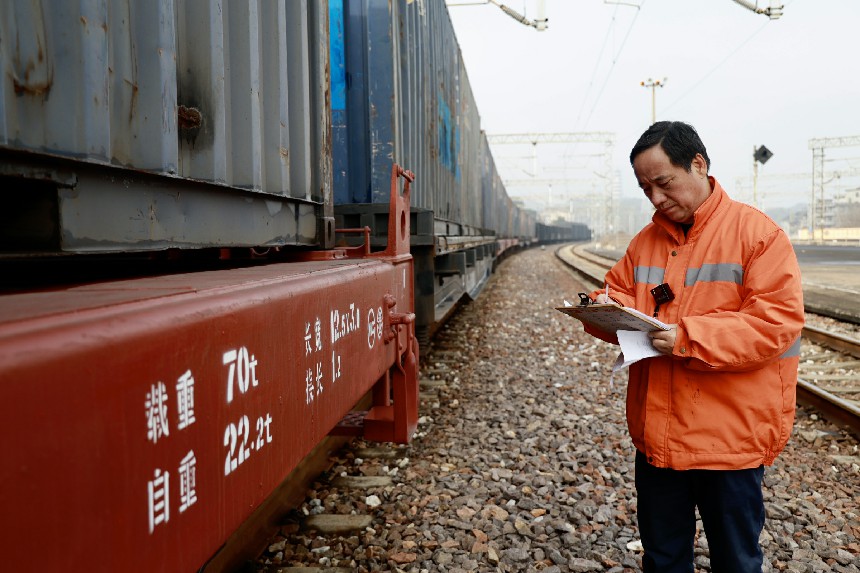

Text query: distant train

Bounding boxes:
[0,0,588,571]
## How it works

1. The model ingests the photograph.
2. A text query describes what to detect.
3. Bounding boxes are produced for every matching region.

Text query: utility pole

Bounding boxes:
[640,78,667,124]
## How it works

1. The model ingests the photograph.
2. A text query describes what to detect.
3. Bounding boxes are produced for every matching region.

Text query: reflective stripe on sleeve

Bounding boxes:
[780,336,801,359]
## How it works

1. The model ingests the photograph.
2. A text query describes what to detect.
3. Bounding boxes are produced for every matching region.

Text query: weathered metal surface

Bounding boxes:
[0,166,417,570]
[326,1,567,341]
[0,163,416,572]
[480,132,509,238]
[0,255,415,571]
[332,0,484,229]
[0,0,333,252]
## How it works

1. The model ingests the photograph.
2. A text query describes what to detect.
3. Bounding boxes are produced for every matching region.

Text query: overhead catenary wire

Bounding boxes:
[567,1,643,167]
[574,2,623,129]
[659,0,794,115]
[580,0,646,132]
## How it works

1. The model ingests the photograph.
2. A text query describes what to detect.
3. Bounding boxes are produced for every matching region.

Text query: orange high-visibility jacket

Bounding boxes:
[586,179,803,470]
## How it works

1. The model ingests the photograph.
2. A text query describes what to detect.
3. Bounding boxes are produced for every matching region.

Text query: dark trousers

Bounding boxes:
[635,451,765,573]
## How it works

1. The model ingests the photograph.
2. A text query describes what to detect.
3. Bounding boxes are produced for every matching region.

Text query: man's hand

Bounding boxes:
[648,325,678,355]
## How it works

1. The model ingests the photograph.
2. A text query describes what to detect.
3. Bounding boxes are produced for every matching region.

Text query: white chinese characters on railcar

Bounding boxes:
[315,317,323,352]
[178,450,198,513]
[305,360,325,405]
[304,322,313,356]
[304,316,328,404]
[176,370,196,430]
[145,370,202,534]
[305,367,315,404]
[147,468,170,533]
[146,381,170,443]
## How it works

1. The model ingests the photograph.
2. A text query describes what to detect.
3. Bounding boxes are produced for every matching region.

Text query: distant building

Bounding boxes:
[617,196,653,236]
[833,187,860,228]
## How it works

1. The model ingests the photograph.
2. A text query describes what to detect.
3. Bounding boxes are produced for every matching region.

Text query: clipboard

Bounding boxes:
[555,302,670,332]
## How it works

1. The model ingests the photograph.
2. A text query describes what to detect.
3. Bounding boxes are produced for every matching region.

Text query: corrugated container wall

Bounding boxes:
[480,132,502,234]
[0,0,332,252]
[520,209,536,239]
[456,62,482,230]
[333,0,485,232]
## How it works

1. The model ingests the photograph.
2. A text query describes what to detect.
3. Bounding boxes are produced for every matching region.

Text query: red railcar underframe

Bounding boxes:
[0,168,418,571]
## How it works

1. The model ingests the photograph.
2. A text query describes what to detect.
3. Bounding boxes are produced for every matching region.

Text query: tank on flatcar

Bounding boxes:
[1,0,332,254]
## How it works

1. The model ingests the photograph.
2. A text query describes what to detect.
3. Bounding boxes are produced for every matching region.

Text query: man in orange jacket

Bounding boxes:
[585,121,804,572]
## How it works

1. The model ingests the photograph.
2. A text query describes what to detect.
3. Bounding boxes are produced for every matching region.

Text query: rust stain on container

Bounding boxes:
[178,105,202,130]
[12,26,52,96]
[124,78,139,122]
[12,68,52,96]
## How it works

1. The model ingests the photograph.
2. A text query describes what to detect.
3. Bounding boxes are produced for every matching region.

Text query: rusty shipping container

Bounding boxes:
[0,0,333,252]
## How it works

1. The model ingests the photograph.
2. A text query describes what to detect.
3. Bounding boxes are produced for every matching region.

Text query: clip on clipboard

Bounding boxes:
[556,294,670,333]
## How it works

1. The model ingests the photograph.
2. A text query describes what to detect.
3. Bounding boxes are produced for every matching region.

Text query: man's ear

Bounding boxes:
[691,153,708,178]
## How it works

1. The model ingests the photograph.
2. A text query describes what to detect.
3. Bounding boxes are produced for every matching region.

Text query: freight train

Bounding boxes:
[329,0,590,342]
[0,1,589,570]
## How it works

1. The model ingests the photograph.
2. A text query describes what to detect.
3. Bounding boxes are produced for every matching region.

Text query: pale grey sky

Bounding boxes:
[448,0,860,215]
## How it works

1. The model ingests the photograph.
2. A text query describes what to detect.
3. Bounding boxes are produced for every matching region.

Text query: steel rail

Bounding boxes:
[802,324,860,359]
[797,326,860,437]
[796,379,860,438]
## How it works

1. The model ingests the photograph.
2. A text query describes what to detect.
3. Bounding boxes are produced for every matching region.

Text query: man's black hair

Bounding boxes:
[629,121,711,173]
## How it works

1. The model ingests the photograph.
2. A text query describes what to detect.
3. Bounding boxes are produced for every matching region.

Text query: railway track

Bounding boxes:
[249,243,860,571]
[556,243,860,438]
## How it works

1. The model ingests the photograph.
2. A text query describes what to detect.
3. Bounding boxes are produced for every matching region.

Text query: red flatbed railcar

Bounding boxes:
[0,169,419,572]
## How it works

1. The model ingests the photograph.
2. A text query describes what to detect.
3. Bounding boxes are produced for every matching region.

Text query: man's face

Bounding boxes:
[633,145,712,224]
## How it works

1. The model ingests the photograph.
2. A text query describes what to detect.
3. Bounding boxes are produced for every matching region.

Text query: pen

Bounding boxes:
[605,284,609,300]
